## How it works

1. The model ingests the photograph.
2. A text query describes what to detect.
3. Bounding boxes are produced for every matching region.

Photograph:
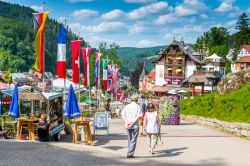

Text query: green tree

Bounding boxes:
[235,13,250,46]
[3,71,12,85]
[209,45,229,59]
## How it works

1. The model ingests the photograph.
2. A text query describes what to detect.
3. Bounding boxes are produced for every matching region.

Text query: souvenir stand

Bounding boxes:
[17,92,64,140]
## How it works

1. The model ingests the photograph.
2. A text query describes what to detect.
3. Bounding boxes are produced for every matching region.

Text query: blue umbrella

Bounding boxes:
[0,91,3,115]
[64,85,81,119]
[8,85,20,118]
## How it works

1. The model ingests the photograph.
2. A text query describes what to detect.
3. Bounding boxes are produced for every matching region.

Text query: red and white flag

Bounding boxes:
[71,40,82,84]
[82,48,92,87]
[112,67,119,94]
[57,27,67,78]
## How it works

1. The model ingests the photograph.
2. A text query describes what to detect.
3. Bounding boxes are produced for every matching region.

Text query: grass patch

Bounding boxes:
[179,83,250,123]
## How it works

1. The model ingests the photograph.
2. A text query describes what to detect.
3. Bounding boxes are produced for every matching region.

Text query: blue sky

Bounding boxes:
[3,0,250,48]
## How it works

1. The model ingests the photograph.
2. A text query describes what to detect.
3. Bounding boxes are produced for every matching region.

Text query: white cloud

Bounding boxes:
[129,24,147,34]
[225,20,236,28]
[71,9,98,20]
[136,40,157,47]
[58,16,66,23]
[101,9,125,20]
[154,13,179,25]
[127,1,170,20]
[215,0,237,12]
[124,0,156,3]
[200,14,208,19]
[175,0,207,17]
[175,5,197,17]
[69,22,127,34]
[31,5,43,12]
[171,25,203,34]
[68,0,95,3]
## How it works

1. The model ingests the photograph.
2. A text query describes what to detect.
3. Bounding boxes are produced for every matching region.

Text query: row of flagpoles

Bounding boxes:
[33,9,120,103]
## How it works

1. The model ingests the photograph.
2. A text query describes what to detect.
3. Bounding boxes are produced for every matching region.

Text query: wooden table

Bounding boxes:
[72,117,93,145]
[16,117,39,141]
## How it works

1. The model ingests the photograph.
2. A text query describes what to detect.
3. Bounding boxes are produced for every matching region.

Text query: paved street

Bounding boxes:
[1,118,250,166]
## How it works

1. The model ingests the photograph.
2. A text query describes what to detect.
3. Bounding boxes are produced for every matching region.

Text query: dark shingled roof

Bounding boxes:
[154,41,205,65]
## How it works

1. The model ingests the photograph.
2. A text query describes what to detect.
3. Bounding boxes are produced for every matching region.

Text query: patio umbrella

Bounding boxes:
[8,85,20,118]
[168,89,178,95]
[178,90,187,93]
[64,85,81,119]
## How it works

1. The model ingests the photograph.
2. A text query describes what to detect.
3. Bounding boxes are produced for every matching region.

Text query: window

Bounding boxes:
[240,64,244,70]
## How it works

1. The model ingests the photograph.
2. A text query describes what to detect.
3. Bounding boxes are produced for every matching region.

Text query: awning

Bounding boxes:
[151,87,168,92]
[176,69,182,72]
[176,57,183,60]
[167,68,173,71]
[189,89,208,93]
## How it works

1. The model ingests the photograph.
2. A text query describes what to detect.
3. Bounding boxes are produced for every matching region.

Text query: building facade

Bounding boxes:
[154,40,205,86]
[231,45,250,72]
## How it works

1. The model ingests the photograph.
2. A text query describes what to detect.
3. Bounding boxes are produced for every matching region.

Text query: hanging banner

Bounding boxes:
[155,64,165,86]
[57,26,67,78]
[71,40,82,84]
[82,48,92,87]
[33,12,49,74]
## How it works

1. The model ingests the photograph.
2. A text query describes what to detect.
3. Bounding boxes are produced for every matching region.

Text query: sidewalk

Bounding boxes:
[54,117,250,166]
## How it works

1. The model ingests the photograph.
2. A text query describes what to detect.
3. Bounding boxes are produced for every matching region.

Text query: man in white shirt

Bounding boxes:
[121,94,142,158]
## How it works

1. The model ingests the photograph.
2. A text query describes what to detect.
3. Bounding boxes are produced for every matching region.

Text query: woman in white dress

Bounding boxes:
[143,103,161,155]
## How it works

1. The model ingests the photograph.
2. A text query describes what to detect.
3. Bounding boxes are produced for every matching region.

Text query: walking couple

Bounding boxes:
[121,94,161,158]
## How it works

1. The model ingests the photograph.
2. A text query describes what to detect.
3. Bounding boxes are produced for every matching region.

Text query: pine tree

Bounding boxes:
[235,13,250,46]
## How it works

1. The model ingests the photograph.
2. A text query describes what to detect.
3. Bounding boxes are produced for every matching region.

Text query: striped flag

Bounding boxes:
[71,40,82,84]
[33,12,49,74]
[112,67,119,94]
[57,27,67,78]
[107,79,112,91]
[82,48,92,87]
[94,52,101,89]
[103,59,109,91]
[107,64,114,92]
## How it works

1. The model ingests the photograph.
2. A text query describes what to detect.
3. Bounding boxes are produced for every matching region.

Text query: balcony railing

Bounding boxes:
[165,61,184,65]
[193,70,221,76]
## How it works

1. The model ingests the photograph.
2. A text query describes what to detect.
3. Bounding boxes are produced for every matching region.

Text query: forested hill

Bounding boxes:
[118,45,167,76]
[0,1,82,73]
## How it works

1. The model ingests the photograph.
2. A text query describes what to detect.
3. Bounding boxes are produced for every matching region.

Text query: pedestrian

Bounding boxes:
[121,94,142,158]
[37,114,50,142]
[139,99,148,136]
[143,103,161,155]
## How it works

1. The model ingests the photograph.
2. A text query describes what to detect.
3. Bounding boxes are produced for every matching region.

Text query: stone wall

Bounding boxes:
[218,69,250,95]
[181,115,250,139]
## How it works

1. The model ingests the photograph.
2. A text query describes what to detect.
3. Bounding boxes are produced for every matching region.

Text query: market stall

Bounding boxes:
[18,92,64,140]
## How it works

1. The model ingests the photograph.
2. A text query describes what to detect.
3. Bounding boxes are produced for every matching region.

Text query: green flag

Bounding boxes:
[103,59,110,69]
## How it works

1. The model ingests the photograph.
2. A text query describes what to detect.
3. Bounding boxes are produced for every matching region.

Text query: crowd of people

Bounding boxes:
[121,94,161,158]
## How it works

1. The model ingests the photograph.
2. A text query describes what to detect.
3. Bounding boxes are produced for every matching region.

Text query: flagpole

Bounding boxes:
[42,2,45,93]
[98,51,101,110]
[87,43,91,108]
[78,33,81,106]
[105,53,109,99]
[64,19,67,92]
